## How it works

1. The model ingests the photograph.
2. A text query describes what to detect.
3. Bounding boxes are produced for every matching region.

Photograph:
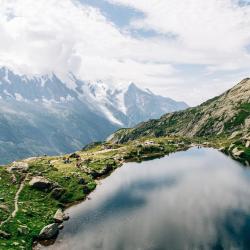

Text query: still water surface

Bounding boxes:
[42,147,250,250]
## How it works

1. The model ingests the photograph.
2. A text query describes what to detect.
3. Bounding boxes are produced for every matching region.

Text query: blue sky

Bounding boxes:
[0,0,250,105]
[77,0,250,104]
[79,0,144,27]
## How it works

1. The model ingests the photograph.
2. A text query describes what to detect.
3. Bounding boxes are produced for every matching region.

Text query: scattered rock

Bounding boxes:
[229,143,235,150]
[89,164,113,179]
[8,161,29,173]
[0,204,10,213]
[11,174,17,184]
[29,176,57,191]
[83,185,91,194]
[38,223,59,240]
[53,209,64,223]
[218,147,225,152]
[63,214,69,221]
[82,158,92,164]
[144,141,156,146]
[232,147,244,157]
[0,230,11,239]
[76,161,82,168]
[62,176,71,180]
[102,144,113,150]
[69,153,81,159]
[229,131,241,139]
[63,158,71,164]
[50,188,66,200]
[17,225,29,235]
[78,177,86,185]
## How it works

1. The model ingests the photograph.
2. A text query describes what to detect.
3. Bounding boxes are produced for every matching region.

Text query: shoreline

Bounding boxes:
[0,136,249,250]
[33,144,192,249]
[34,143,249,249]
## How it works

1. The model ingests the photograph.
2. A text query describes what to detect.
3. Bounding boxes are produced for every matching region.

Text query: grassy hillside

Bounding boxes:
[1,78,250,249]
[0,137,191,249]
[108,78,250,143]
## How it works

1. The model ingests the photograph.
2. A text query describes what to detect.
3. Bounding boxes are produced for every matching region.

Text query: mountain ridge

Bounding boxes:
[1,77,250,250]
[0,67,188,164]
[108,78,250,143]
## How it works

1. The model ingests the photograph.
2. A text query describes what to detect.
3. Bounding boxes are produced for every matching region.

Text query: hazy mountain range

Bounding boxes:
[0,67,188,164]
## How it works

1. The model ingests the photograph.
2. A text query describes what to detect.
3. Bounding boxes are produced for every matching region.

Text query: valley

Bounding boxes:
[0,78,249,249]
[0,67,187,164]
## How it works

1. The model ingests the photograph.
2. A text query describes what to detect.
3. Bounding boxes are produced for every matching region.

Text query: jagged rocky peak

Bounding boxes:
[108,78,250,143]
[223,78,250,103]
[0,67,77,102]
[0,66,189,164]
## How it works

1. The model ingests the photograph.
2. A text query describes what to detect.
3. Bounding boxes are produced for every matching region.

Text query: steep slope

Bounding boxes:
[78,81,188,126]
[0,98,117,164]
[0,67,188,163]
[123,83,188,126]
[0,68,118,163]
[109,78,250,143]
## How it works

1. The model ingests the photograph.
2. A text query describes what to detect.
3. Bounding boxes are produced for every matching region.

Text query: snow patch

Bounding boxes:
[114,88,127,115]
[3,68,11,84]
[14,93,24,101]
[3,89,12,97]
[99,105,124,126]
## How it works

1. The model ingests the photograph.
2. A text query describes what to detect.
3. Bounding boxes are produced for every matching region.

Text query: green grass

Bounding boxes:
[0,135,245,249]
[0,183,59,249]
[224,103,250,130]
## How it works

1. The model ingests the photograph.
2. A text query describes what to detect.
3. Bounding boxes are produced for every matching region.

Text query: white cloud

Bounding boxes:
[0,0,250,105]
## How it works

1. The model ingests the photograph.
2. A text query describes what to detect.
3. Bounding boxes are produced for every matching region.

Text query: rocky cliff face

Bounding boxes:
[109,78,250,143]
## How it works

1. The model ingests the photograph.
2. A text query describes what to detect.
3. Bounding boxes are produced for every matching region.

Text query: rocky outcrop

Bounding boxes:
[231,147,244,158]
[108,78,250,143]
[53,209,64,223]
[69,153,81,159]
[50,188,66,200]
[0,230,11,239]
[29,176,57,191]
[38,223,59,240]
[0,204,10,213]
[84,164,113,179]
[8,161,29,173]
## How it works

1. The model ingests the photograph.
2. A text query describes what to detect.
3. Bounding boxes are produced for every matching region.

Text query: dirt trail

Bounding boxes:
[0,173,28,227]
[12,174,28,218]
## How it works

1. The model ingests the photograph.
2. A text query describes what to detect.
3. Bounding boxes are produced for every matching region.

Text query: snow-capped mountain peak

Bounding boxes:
[0,67,188,127]
[0,66,189,164]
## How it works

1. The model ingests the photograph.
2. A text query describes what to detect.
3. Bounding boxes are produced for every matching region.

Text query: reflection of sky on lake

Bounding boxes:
[42,147,250,250]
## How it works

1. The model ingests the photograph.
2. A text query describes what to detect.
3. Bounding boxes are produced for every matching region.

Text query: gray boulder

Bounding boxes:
[29,176,56,191]
[232,147,244,157]
[50,187,66,200]
[38,223,59,240]
[8,161,29,172]
[53,209,64,223]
